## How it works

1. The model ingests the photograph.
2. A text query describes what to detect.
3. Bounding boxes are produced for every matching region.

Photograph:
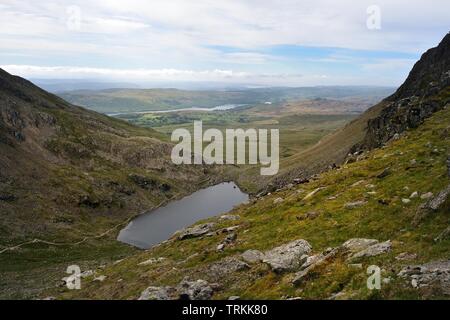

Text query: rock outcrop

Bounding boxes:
[262,239,312,273]
[177,279,214,300]
[398,260,450,295]
[413,184,450,225]
[139,286,173,300]
[347,240,392,261]
[176,223,216,240]
[358,33,450,150]
[241,249,264,264]
[341,238,379,252]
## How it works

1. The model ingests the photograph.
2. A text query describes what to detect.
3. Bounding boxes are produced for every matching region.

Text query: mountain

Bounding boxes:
[0,33,448,300]
[57,34,449,300]
[0,68,215,244]
[273,33,450,186]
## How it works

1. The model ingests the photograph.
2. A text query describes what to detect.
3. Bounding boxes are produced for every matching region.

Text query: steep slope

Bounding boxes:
[0,68,216,243]
[273,33,450,185]
[0,68,226,298]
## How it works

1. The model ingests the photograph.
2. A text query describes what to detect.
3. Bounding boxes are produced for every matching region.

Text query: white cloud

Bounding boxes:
[1,64,315,86]
[1,0,448,52]
[0,0,448,86]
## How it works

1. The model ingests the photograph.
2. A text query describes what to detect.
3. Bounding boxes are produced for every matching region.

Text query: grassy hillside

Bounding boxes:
[0,69,220,298]
[57,103,449,300]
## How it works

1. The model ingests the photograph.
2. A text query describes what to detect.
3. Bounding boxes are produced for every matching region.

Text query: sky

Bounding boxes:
[0,0,449,87]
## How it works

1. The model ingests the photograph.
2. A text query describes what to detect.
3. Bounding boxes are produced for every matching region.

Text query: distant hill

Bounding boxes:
[57,86,394,114]
[32,79,141,93]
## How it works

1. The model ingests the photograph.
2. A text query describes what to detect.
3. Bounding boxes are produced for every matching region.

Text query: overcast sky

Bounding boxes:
[0,0,449,87]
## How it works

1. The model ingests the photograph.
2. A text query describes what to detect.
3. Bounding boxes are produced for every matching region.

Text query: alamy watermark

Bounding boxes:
[366,5,381,30]
[63,264,81,290]
[66,5,82,31]
[171,121,279,175]
[367,265,381,290]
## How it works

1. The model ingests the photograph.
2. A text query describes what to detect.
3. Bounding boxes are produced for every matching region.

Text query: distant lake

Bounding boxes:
[107,104,247,116]
[117,182,249,249]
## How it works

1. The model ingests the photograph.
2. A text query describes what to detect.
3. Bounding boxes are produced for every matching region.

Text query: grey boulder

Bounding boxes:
[263,239,312,273]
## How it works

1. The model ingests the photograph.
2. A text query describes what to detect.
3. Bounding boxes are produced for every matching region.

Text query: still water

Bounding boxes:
[117,182,248,249]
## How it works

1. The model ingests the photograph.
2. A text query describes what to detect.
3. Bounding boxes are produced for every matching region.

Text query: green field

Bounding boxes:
[115,101,358,162]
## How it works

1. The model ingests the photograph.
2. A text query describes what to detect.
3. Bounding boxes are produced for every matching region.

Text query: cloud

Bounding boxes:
[0,0,448,86]
[1,64,300,83]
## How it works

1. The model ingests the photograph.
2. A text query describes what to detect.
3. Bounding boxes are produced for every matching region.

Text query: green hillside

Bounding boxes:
[59,103,449,300]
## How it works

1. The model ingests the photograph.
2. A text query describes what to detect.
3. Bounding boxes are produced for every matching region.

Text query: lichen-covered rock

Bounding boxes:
[138,257,166,266]
[344,200,367,209]
[273,197,284,204]
[93,275,106,282]
[241,249,264,264]
[300,253,325,270]
[395,252,418,261]
[427,184,450,210]
[348,240,392,261]
[209,257,250,278]
[434,226,450,242]
[263,239,312,273]
[413,184,450,225]
[177,223,215,240]
[292,248,338,285]
[341,238,379,252]
[219,214,240,221]
[139,286,173,300]
[177,279,214,300]
[420,192,434,200]
[398,260,450,295]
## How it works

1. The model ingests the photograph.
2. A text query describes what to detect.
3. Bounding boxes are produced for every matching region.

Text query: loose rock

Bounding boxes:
[208,257,250,279]
[434,226,450,242]
[220,214,240,221]
[344,200,367,209]
[177,223,215,240]
[398,260,450,295]
[341,238,379,252]
[348,241,392,261]
[263,239,312,273]
[177,279,215,300]
[94,275,106,282]
[395,252,418,261]
[138,257,165,266]
[302,187,325,201]
[273,197,284,204]
[139,286,173,300]
[377,168,391,179]
[292,248,338,285]
[421,192,434,200]
[241,249,264,264]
